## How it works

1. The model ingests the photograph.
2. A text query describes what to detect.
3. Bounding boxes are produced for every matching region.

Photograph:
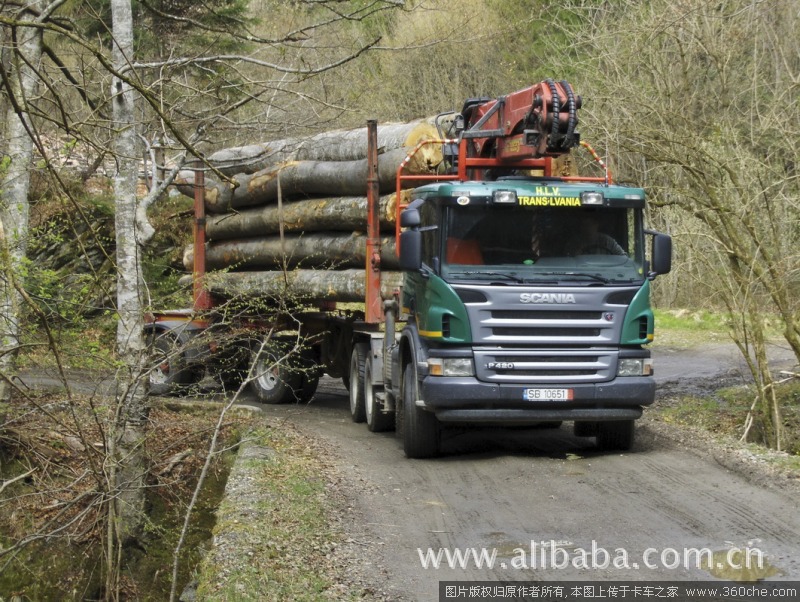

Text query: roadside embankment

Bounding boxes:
[192,419,398,601]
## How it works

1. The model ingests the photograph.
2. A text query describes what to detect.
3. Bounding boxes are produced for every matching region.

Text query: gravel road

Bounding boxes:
[238,342,800,600]
[18,343,799,599]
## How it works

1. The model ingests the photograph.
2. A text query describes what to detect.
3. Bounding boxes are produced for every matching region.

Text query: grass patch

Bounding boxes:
[653,308,785,348]
[195,423,361,601]
[657,379,800,466]
[652,308,732,347]
[653,308,799,466]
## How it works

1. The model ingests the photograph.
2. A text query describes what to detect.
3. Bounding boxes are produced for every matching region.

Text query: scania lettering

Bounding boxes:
[519,293,577,304]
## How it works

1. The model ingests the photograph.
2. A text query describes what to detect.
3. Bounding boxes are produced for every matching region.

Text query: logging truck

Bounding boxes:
[147,80,672,458]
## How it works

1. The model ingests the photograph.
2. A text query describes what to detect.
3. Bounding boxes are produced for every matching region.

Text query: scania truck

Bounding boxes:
[148,80,672,458]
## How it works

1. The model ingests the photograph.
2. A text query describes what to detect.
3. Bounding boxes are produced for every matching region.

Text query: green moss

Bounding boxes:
[0,402,242,600]
[195,426,361,601]
[125,447,236,598]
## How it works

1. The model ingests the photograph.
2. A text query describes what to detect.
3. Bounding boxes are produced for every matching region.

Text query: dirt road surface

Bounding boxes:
[239,343,800,600]
[18,343,798,598]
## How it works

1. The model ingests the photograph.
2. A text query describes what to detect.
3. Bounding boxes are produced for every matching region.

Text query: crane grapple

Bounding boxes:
[460,79,582,160]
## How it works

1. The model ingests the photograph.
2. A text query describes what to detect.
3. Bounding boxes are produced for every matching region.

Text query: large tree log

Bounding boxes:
[184,233,399,271]
[194,269,404,303]
[205,120,441,176]
[175,146,440,213]
[205,191,408,240]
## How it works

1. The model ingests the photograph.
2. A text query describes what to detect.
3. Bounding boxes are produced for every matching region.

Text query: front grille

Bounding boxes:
[474,349,615,384]
[493,355,599,363]
[491,310,601,320]
[492,327,601,337]
[494,368,597,377]
[458,285,632,384]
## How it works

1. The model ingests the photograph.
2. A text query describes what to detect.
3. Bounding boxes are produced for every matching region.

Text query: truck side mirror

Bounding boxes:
[400,205,421,228]
[399,230,422,270]
[647,231,672,277]
[399,200,425,270]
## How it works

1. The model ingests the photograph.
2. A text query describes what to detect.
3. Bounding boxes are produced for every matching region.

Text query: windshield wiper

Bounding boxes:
[448,271,525,283]
[541,271,611,284]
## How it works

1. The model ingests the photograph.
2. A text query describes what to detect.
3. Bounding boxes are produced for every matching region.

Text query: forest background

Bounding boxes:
[0,0,798,599]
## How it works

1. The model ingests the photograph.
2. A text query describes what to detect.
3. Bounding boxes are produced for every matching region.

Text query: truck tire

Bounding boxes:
[349,342,368,423]
[596,420,635,451]
[365,356,394,432]
[574,421,598,438]
[296,348,320,403]
[402,367,439,458]
[217,341,252,391]
[148,332,196,396]
[249,341,302,404]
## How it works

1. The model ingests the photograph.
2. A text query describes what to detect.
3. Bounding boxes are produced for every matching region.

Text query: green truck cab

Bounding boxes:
[392,178,672,457]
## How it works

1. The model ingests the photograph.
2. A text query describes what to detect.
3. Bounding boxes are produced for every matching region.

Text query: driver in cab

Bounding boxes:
[568,213,625,256]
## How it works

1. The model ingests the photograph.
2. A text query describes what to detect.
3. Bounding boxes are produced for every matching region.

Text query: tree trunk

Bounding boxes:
[176,146,440,213]
[184,233,399,271]
[206,119,440,176]
[0,2,45,415]
[205,192,407,240]
[110,0,148,588]
[201,269,403,303]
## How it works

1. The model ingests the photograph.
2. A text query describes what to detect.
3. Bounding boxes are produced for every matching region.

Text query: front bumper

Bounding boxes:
[419,376,654,425]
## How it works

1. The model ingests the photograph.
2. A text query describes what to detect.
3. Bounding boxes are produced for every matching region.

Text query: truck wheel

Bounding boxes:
[574,421,598,438]
[249,342,302,404]
[349,342,368,423]
[297,372,319,403]
[596,420,635,451]
[296,348,320,403]
[218,342,251,391]
[365,356,394,432]
[402,367,439,458]
[148,333,196,396]
[534,421,563,429]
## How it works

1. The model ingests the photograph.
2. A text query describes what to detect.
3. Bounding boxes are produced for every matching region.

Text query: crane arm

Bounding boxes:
[461,79,582,161]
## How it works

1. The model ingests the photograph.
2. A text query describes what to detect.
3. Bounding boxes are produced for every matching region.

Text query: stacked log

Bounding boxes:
[177,121,442,303]
[204,119,442,176]
[183,233,400,271]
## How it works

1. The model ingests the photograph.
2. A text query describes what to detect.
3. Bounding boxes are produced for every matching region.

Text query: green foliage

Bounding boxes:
[486,0,591,83]
[660,381,800,457]
[73,0,254,53]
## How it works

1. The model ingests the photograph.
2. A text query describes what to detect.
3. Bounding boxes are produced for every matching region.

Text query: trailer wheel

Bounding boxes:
[348,342,368,423]
[596,420,635,451]
[249,342,302,404]
[365,356,394,432]
[148,332,196,396]
[402,367,439,458]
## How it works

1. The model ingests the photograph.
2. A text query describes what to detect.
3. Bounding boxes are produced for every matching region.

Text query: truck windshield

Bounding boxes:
[441,204,645,284]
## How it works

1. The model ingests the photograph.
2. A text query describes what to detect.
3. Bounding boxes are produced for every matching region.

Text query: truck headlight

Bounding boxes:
[428,357,474,377]
[580,191,604,206]
[493,190,517,204]
[617,358,653,377]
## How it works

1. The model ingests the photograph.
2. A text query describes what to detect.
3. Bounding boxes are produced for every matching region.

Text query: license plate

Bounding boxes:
[523,388,573,401]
